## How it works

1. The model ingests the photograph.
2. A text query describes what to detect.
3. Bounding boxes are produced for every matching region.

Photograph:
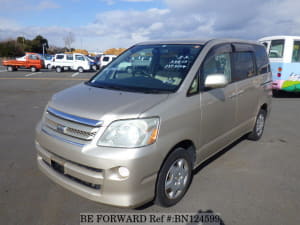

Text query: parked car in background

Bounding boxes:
[86,56,99,71]
[51,53,93,72]
[36,39,272,208]
[259,35,300,94]
[2,52,44,72]
[40,54,54,70]
[99,54,116,68]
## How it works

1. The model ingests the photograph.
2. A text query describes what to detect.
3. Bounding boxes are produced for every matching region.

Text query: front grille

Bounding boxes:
[65,174,101,190]
[42,107,102,143]
[46,159,101,190]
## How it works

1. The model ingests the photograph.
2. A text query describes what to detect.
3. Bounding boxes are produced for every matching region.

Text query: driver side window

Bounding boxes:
[202,53,232,84]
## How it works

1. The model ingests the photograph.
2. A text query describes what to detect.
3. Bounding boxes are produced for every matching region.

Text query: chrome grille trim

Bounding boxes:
[42,107,102,143]
[45,117,97,140]
[42,128,85,147]
[47,107,103,127]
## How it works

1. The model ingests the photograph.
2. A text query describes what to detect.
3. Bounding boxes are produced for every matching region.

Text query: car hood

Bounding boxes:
[48,83,169,126]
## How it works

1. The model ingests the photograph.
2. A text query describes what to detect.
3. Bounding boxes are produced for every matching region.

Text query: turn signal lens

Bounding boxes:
[147,128,158,145]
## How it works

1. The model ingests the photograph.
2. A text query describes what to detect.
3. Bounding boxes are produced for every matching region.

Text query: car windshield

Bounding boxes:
[87,44,203,93]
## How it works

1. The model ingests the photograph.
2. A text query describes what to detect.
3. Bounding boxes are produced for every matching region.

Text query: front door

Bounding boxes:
[199,44,237,159]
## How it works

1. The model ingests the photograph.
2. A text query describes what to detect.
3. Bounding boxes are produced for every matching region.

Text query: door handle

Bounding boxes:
[236,90,244,96]
[229,92,237,98]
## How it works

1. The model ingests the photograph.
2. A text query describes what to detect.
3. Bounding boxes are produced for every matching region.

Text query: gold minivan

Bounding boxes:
[35,39,272,207]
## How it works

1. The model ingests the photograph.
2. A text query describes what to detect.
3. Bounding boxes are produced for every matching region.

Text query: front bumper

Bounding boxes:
[35,124,161,208]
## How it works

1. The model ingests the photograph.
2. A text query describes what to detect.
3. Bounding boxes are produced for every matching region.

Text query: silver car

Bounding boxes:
[35,39,272,207]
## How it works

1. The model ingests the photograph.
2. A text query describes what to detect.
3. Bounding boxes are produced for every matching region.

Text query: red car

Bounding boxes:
[2,52,44,72]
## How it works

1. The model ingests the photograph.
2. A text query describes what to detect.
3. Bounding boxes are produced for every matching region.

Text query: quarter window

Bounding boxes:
[56,55,64,60]
[292,41,300,62]
[232,52,255,81]
[187,74,199,96]
[269,39,284,58]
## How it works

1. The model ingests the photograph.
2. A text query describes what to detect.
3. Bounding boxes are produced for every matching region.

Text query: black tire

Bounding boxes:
[56,67,62,73]
[247,109,267,141]
[155,147,193,207]
[30,67,37,72]
[7,66,13,72]
[78,67,84,73]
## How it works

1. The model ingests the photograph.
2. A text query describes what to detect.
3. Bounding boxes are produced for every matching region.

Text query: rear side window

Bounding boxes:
[28,54,38,60]
[292,41,300,62]
[56,55,64,60]
[232,52,255,82]
[66,55,73,60]
[269,39,284,58]
[254,45,269,74]
[75,55,85,61]
[103,57,110,62]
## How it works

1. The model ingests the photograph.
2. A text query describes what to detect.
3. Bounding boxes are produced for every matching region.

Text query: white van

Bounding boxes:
[52,53,92,73]
[259,36,300,93]
[99,54,116,68]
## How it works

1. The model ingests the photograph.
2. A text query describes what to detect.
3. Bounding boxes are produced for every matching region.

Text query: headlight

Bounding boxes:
[98,118,159,148]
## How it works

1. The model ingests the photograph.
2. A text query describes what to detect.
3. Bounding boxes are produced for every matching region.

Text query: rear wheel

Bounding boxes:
[30,67,37,72]
[7,66,13,72]
[78,67,84,73]
[56,67,62,73]
[247,109,266,141]
[155,147,193,207]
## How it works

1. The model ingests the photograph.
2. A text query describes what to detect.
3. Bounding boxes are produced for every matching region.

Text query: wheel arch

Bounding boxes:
[154,139,196,206]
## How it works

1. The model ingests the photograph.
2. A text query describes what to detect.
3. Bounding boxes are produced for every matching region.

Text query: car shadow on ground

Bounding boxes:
[193,136,245,175]
[273,91,300,98]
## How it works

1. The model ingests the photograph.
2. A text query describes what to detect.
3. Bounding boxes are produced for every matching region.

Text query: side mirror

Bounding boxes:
[204,74,228,89]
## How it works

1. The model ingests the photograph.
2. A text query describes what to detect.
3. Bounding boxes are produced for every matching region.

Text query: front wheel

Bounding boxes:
[78,67,84,73]
[247,109,266,141]
[155,147,193,207]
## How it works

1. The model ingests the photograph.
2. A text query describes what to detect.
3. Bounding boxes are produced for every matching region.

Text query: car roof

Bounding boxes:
[134,38,260,46]
[259,35,300,41]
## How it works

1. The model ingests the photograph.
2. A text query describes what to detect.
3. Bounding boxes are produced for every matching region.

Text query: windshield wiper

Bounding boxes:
[86,82,130,91]
[132,88,173,94]
[86,82,172,94]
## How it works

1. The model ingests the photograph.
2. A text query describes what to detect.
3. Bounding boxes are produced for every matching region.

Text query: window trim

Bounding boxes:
[199,44,233,92]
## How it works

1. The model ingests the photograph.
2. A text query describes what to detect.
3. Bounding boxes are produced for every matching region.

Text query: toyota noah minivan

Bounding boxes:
[35,39,272,208]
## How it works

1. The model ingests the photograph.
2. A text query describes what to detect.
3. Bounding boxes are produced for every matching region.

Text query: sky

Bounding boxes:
[1,0,300,52]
